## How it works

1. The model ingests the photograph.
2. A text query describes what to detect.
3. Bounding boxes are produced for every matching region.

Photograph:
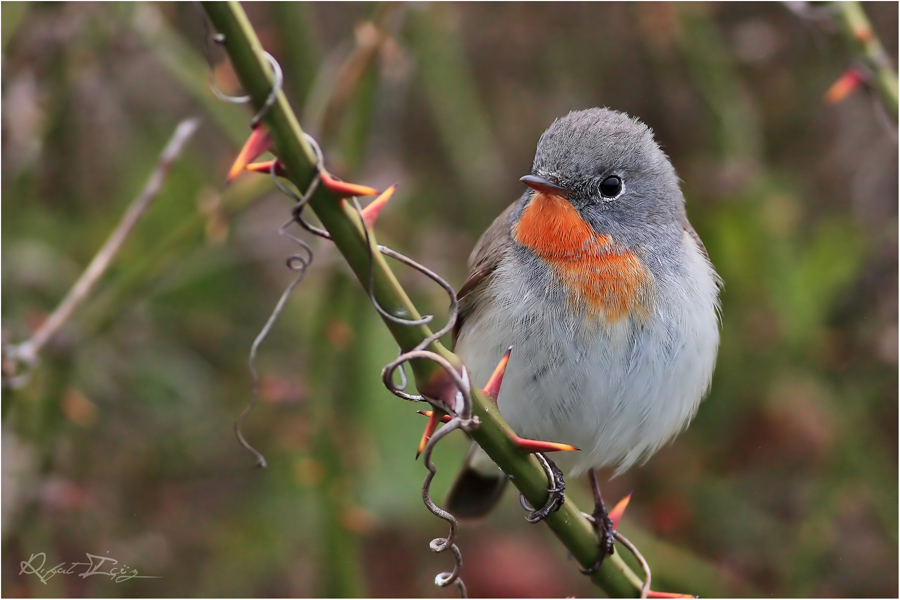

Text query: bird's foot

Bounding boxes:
[518,453,566,523]
[577,470,617,575]
[577,505,615,574]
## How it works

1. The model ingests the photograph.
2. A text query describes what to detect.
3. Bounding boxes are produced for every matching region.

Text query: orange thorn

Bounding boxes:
[227,127,273,182]
[416,409,442,459]
[853,26,873,45]
[510,434,579,454]
[646,591,697,599]
[416,410,452,424]
[608,492,633,530]
[245,160,286,176]
[481,347,512,403]
[319,169,380,198]
[824,68,864,105]
[361,184,396,229]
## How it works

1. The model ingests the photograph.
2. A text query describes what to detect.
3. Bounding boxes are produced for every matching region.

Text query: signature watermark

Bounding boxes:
[19,552,162,585]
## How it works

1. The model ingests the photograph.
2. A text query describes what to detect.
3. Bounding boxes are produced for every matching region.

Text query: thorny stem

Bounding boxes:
[201,2,640,596]
[202,2,448,385]
[2,118,201,389]
[829,1,898,118]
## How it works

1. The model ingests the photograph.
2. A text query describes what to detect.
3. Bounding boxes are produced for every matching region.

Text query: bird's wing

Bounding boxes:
[681,214,709,259]
[453,202,516,346]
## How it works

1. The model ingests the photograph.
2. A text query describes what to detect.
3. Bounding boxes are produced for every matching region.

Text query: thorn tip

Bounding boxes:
[361,184,396,228]
[482,348,512,402]
[824,68,864,105]
[320,170,380,198]
[608,492,633,530]
[227,127,273,182]
[511,435,579,454]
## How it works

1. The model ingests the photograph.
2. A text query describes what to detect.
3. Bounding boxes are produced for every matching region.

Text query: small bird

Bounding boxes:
[448,108,721,564]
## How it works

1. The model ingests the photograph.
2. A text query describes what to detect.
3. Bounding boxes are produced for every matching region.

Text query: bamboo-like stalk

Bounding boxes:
[201,2,641,596]
[831,1,898,118]
[405,4,507,202]
[309,274,369,597]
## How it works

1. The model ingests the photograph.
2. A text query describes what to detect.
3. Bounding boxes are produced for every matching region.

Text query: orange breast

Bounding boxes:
[512,192,652,321]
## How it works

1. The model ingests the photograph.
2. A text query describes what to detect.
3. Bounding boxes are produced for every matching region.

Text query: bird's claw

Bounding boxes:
[594,505,616,558]
[520,453,566,523]
[576,474,617,575]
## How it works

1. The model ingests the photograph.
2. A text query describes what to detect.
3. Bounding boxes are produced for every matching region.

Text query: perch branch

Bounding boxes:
[201,2,643,595]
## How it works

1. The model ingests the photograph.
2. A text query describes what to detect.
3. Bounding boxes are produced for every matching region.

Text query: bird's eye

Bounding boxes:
[599,176,623,198]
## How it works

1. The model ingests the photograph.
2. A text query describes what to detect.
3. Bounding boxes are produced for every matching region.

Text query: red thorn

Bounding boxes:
[416,410,441,459]
[510,434,579,454]
[227,127,273,182]
[319,169,380,198]
[481,347,512,403]
[824,67,864,105]
[646,592,697,599]
[417,410,451,424]
[853,26,873,45]
[245,160,286,177]
[608,492,632,530]
[361,184,396,229]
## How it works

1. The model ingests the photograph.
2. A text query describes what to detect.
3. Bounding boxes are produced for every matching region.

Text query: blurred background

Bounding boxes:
[2,2,897,597]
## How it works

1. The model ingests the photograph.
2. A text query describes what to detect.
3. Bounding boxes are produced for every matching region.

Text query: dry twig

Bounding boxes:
[3,118,201,389]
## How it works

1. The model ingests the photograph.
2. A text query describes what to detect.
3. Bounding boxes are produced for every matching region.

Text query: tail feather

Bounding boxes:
[445,443,507,519]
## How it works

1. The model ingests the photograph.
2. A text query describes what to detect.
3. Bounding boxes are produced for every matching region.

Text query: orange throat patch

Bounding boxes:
[512,192,652,321]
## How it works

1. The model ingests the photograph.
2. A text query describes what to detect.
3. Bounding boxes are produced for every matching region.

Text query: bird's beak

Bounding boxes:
[520,174,570,196]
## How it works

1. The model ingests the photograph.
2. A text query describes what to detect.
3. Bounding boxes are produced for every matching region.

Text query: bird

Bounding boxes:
[447,107,721,566]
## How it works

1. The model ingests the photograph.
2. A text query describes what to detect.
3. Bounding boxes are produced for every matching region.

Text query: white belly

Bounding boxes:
[455,231,720,477]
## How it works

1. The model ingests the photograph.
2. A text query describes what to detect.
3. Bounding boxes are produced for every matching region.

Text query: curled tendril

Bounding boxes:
[262,134,337,244]
[366,217,472,598]
[239,215,315,469]
[250,52,283,129]
[199,7,282,132]
[315,153,472,593]
[381,350,476,428]
[614,530,652,599]
[389,347,410,391]
[346,196,433,327]
[377,245,458,345]
[234,128,319,468]
[420,415,469,598]
[197,7,251,104]
[297,135,448,332]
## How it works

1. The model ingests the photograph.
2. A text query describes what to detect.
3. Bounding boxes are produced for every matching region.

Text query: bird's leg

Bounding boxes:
[589,469,616,556]
[578,469,616,574]
[519,452,566,523]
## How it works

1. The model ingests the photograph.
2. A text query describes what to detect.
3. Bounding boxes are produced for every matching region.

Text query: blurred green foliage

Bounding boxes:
[2,2,896,597]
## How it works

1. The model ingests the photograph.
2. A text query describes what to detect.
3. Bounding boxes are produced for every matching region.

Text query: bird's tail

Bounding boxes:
[445,443,507,518]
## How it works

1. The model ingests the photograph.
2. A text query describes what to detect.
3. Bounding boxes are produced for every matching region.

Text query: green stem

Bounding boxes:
[309,274,369,597]
[201,2,640,595]
[831,1,899,118]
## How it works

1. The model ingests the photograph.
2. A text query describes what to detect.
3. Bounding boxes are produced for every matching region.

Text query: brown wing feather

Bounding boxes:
[682,215,709,259]
[452,202,516,346]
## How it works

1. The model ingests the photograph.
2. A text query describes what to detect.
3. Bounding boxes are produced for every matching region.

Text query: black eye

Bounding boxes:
[599,176,623,198]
